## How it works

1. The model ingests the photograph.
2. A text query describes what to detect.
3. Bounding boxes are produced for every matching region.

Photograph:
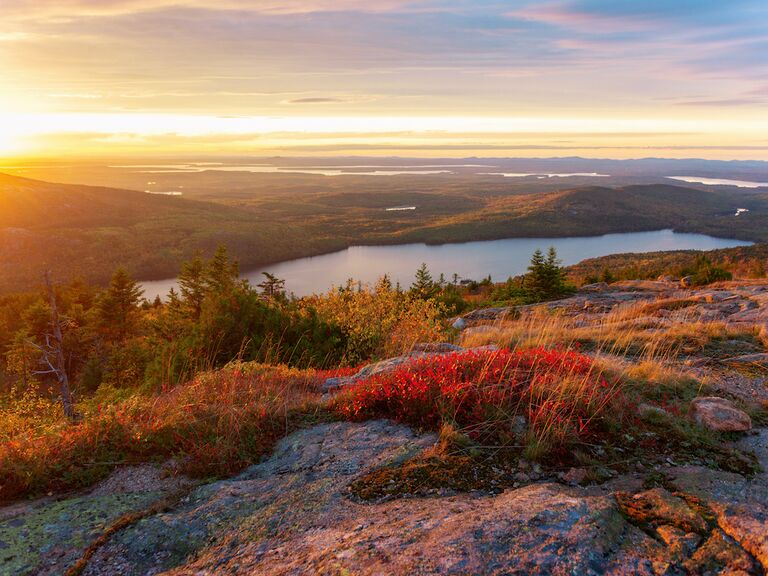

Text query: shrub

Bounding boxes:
[302,280,448,364]
[0,362,350,502]
[683,255,733,286]
[334,347,622,460]
[147,290,348,386]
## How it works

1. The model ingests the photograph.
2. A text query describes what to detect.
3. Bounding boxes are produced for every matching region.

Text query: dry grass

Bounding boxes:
[461,299,761,370]
[455,298,765,431]
[0,362,349,502]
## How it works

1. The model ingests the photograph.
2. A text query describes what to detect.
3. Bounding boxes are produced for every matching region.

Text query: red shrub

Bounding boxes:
[335,347,621,455]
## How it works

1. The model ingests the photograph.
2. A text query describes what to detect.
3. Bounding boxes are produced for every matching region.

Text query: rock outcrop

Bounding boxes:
[2,420,766,575]
[690,396,753,432]
[4,280,768,575]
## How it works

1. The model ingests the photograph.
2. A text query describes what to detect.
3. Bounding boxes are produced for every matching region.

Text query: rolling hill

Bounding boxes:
[1,173,766,293]
[391,184,768,244]
[0,173,339,293]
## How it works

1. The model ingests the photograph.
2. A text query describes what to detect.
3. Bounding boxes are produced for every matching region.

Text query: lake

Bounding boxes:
[667,176,768,189]
[140,229,752,300]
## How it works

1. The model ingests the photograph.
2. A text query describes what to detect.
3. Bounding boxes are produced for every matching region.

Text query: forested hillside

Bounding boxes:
[2,172,767,292]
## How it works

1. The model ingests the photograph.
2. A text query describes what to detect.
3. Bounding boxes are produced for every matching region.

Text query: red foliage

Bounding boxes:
[335,347,620,448]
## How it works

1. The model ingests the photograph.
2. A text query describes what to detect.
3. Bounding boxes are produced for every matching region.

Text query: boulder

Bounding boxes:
[4,421,767,576]
[76,421,667,576]
[680,276,694,288]
[461,306,515,322]
[451,317,467,330]
[690,397,752,432]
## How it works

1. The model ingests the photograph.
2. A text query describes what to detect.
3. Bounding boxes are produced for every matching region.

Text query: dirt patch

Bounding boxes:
[350,450,511,500]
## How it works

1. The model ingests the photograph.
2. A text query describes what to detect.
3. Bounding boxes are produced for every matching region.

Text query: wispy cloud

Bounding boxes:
[285,97,346,104]
[0,1,428,22]
[1,1,767,159]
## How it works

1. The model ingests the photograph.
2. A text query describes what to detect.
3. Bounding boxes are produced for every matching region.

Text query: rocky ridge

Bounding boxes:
[2,279,767,575]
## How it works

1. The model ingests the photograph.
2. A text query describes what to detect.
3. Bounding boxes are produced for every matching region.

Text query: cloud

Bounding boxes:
[0,0,426,22]
[673,98,768,107]
[285,97,346,104]
[2,0,767,155]
[48,92,103,99]
[511,0,765,31]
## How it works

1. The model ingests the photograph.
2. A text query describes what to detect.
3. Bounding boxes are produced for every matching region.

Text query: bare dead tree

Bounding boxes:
[28,271,78,421]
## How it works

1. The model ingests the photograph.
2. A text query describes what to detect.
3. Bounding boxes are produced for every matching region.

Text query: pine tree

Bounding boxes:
[525,247,567,301]
[206,245,239,294]
[411,263,437,299]
[178,253,206,319]
[525,248,547,299]
[376,274,393,293]
[258,272,286,300]
[544,246,566,295]
[98,267,144,342]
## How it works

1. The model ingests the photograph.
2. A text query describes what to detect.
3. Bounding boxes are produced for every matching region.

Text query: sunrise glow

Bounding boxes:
[1,1,767,159]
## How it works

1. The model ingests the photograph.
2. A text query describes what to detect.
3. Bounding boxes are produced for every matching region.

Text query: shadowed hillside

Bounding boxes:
[0,173,342,292]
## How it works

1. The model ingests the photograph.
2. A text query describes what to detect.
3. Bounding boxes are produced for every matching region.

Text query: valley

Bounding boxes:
[2,158,768,293]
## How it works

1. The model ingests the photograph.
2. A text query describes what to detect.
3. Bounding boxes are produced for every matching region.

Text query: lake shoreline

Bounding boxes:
[140,229,754,300]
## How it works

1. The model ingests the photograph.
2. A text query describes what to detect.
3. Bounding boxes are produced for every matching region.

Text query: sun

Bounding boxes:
[0,117,28,158]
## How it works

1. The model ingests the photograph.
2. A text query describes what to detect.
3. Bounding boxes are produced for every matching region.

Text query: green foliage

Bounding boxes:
[410,263,438,299]
[97,267,144,342]
[571,244,768,285]
[523,247,573,302]
[0,246,349,396]
[490,277,527,304]
[685,255,733,286]
[178,254,207,320]
[257,272,287,301]
[302,277,448,364]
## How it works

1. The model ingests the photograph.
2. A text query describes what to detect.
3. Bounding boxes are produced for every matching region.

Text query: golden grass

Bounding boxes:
[458,298,762,400]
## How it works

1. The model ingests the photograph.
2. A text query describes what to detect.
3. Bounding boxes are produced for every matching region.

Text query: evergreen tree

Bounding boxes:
[205,245,239,294]
[258,272,286,300]
[98,267,144,342]
[599,267,615,284]
[411,263,437,299]
[544,246,566,293]
[525,248,547,299]
[525,247,568,301]
[178,253,206,319]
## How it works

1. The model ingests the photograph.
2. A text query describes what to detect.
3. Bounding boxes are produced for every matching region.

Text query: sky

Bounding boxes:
[1,0,767,159]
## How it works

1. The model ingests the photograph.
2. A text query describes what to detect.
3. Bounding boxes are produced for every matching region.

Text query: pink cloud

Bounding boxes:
[509,2,658,33]
[1,0,426,22]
